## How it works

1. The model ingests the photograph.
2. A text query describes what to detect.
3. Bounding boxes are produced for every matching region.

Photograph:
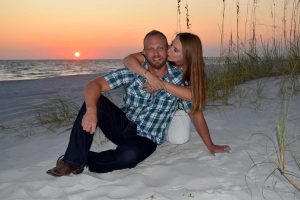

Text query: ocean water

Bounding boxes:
[0,58,221,81]
[0,59,123,81]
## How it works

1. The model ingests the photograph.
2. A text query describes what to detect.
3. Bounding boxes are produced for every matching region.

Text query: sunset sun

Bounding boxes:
[74,51,80,58]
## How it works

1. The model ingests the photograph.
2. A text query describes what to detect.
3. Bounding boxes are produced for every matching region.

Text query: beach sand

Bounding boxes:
[0,75,299,200]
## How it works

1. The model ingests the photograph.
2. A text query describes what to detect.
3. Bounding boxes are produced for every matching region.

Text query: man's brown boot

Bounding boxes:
[46,155,84,177]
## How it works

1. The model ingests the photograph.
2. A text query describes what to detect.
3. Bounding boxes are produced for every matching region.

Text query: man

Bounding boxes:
[46,30,189,176]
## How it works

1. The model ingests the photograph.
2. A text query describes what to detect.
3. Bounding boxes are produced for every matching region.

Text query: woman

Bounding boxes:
[123,32,231,154]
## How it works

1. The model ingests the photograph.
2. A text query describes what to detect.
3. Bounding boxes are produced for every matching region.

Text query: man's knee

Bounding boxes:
[116,149,139,168]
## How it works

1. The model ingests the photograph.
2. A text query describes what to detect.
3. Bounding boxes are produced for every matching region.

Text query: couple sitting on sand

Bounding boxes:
[47,30,231,176]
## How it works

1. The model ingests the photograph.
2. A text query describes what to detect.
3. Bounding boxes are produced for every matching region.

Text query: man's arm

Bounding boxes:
[189,111,231,155]
[81,76,111,134]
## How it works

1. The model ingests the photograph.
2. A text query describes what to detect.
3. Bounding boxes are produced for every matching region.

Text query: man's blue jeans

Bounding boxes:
[63,95,157,173]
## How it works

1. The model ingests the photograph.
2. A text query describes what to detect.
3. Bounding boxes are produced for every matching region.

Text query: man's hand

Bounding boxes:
[208,145,231,155]
[81,109,97,134]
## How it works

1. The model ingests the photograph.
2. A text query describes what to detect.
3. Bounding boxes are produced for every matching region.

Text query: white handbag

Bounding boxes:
[167,110,191,144]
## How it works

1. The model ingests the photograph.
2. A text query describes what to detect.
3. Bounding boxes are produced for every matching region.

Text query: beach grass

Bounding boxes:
[215,0,300,195]
[245,95,300,197]
[206,52,300,103]
[205,0,300,102]
[276,78,300,192]
[36,96,79,131]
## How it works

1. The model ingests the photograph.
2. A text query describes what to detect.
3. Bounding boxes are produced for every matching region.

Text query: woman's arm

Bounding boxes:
[123,53,192,100]
[163,82,192,100]
[123,53,146,75]
[189,111,231,154]
[123,53,165,91]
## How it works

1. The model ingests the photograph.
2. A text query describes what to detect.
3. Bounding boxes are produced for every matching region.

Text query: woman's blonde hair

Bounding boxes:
[177,32,206,114]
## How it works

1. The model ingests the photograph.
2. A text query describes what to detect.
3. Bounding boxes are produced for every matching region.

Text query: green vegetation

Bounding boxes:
[206,54,300,103]
[205,0,300,102]
[36,96,79,131]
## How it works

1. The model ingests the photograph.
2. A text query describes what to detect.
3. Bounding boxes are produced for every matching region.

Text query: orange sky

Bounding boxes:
[0,0,293,60]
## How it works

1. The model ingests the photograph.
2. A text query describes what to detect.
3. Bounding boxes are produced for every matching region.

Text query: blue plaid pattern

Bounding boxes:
[104,63,191,144]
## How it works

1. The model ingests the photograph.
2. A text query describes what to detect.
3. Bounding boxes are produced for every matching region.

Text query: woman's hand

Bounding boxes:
[143,72,165,92]
[208,145,231,155]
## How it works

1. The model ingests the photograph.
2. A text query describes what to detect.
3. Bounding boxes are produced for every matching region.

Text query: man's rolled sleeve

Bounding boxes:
[104,68,134,89]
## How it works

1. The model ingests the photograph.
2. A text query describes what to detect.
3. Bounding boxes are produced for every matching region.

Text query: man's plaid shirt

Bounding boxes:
[104,63,191,144]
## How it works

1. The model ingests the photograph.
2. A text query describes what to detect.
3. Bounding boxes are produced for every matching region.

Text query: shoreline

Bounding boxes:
[0,73,103,83]
[0,72,103,83]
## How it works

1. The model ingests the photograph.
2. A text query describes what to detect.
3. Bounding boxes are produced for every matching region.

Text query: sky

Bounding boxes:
[0,0,292,60]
